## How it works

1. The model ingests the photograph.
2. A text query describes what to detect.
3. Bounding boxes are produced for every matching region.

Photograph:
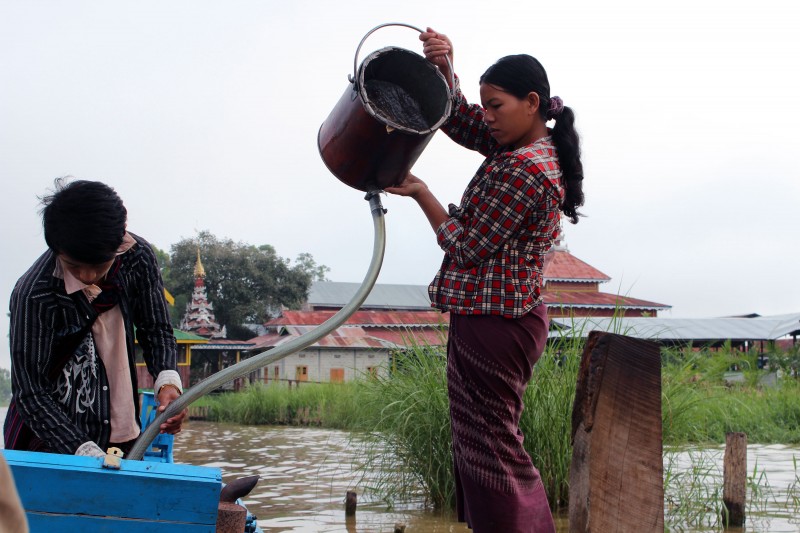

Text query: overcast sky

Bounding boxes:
[2,0,798,369]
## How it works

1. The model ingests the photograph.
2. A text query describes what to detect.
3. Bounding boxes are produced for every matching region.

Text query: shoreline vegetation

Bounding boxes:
[200,337,800,526]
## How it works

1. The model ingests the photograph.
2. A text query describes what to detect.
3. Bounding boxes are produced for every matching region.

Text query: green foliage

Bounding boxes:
[520,339,582,510]
[162,231,328,338]
[205,381,358,426]
[353,349,453,509]
[661,346,800,444]
[663,448,800,530]
[203,339,800,515]
[0,367,11,404]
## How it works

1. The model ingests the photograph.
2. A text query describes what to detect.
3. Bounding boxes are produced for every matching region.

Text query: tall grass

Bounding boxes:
[663,448,800,530]
[351,348,453,508]
[205,381,362,427]
[202,339,800,514]
[520,338,582,510]
[661,347,800,444]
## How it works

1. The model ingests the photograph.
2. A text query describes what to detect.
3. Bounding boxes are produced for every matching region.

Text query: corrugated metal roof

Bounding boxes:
[550,314,800,342]
[308,281,432,310]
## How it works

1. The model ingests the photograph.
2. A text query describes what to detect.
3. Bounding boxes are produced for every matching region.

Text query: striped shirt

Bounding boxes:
[6,233,177,454]
[429,85,564,317]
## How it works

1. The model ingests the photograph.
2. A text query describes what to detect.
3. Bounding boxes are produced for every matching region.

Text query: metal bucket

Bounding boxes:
[318,23,453,192]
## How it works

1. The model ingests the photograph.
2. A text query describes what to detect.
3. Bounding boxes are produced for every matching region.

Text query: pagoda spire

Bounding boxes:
[553,221,568,251]
[180,250,226,339]
[194,248,206,278]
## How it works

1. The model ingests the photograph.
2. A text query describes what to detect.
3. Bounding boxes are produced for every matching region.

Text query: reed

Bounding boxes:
[661,346,800,444]
[205,381,361,426]
[519,337,582,510]
[663,447,800,530]
[200,336,800,516]
[351,347,454,508]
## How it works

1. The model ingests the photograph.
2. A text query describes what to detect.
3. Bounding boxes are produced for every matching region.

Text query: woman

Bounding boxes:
[385,28,584,532]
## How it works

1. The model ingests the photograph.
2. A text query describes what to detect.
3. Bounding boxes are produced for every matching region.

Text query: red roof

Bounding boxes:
[543,249,611,283]
[542,291,669,310]
[247,326,395,351]
[267,310,448,327]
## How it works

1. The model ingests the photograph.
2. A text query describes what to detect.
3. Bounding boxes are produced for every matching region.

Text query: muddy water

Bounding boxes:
[172,420,799,532]
[1,406,797,532]
[172,419,518,532]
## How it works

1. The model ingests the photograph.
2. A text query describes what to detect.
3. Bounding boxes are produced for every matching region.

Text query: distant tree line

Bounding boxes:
[155,231,329,340]
[0,367,11,404]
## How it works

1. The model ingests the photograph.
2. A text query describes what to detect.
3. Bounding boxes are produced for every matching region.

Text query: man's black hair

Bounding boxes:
[41,178,127,264]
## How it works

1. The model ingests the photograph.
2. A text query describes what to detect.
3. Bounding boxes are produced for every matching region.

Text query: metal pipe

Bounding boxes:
[128,191,387,460]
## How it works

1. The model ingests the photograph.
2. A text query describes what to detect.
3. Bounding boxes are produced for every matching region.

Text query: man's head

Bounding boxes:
[41,178,127,265]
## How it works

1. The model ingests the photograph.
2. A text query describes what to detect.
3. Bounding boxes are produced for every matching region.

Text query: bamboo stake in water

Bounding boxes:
[722,432,747,526]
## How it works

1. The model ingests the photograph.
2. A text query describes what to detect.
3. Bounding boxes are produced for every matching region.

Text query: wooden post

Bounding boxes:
[345,490,357,516]
[722,432,747,526]
[216,501,247,533]
[569,331,664,532]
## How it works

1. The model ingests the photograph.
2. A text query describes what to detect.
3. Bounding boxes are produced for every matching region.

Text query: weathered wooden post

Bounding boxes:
[569,331,664,532]
[345,490,357,516]
[722,432,747,526]
[216,501,247,533]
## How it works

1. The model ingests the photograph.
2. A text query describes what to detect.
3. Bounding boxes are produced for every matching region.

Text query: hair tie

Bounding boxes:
[547,96,564,120]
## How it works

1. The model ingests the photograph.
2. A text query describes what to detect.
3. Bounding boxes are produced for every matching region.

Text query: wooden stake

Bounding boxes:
[722,432,747,526]
[569,331,664,532]
[345,490,357,516]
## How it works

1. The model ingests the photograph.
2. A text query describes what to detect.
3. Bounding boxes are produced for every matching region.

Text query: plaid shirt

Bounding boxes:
[429,85,564,317]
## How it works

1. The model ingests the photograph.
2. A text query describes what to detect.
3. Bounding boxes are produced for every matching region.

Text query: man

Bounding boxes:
[3,179,186,457]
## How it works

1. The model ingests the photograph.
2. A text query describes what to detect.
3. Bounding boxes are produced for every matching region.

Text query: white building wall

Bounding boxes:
[255,347,391,383]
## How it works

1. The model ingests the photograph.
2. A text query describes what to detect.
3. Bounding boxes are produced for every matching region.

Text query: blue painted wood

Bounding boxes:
[27,513,215,533]
[3,449,221,530]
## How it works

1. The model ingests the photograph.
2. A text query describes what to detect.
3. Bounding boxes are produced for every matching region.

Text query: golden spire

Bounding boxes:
[194,248,206,278]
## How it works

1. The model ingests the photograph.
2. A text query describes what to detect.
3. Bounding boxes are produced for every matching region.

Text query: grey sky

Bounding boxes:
[2,0,799,369]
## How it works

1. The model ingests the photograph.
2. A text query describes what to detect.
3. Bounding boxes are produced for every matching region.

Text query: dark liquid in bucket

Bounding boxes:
[364,79,430,131]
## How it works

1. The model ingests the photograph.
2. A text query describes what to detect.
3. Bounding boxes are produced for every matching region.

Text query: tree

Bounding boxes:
[0,367,11,405]
[163,231,327,340]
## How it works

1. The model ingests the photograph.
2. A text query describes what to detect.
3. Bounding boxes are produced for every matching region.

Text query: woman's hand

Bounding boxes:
[385,172,429,199]
[386,173,450,232]
[419,27,454,87]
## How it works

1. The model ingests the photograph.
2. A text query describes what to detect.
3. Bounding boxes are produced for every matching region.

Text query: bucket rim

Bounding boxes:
[356,46,453,135]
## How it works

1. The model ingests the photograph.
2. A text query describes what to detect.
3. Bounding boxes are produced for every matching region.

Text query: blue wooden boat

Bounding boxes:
[2,393,262,533]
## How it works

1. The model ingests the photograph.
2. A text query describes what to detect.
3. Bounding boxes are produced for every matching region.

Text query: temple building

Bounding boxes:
[542,234,670,318]
[179,250,227,339]
[241,236,670,384]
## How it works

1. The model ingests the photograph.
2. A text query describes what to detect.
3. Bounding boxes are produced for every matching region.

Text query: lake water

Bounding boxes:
[2,407,798,532]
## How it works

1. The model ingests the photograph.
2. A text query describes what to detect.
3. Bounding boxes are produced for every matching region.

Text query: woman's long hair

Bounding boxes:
[480,54,584,223]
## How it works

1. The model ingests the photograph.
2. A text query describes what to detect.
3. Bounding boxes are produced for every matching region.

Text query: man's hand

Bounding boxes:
[156,385,187,434]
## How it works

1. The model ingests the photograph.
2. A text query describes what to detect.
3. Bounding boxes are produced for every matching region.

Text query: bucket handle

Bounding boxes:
[349,22,456,95]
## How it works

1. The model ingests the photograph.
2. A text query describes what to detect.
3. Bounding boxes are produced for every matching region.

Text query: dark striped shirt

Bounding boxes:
[428,84,564,317]
[6,233,177,454]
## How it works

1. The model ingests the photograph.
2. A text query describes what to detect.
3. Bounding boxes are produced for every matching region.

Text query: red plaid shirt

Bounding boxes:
[429,86,564,317]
